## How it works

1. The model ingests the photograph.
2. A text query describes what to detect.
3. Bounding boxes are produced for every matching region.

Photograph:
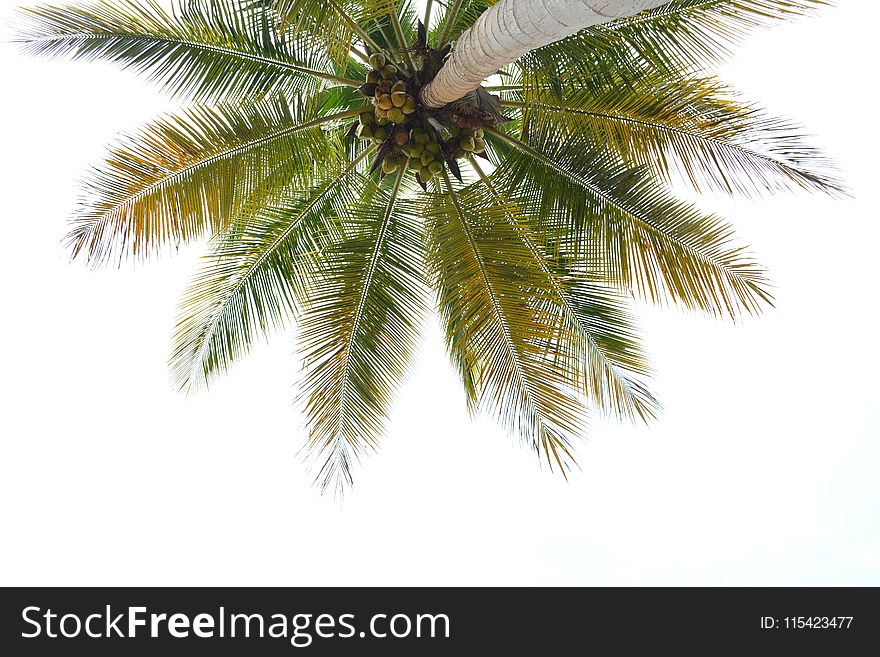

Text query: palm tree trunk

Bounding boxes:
[421,0,670,108]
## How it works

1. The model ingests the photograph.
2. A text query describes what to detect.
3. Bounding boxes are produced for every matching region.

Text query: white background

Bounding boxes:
[1,0,877,586]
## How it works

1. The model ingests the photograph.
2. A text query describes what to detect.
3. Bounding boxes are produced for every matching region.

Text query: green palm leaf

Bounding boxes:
[501,75,843,196]
[489,127,772,318]
[431,0,495,47]
[272,0,397,62]
[13,0,363,101]
[67,94,363,264]
[469,158,658,422]
[598,0,830,67]
[518,0,829,87]
[552,277,659,423]
[298,166,429,493]
[170,146,373,393]
[424,175,587,471]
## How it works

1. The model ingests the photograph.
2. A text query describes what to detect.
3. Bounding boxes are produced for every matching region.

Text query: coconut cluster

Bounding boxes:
[355,50,488,183]
[357,114,487,180]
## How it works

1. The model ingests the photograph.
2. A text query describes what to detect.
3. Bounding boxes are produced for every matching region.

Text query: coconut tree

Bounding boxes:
[14,0,841,493]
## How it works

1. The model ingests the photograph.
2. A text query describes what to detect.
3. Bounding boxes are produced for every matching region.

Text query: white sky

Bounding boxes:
[0,0,877,586]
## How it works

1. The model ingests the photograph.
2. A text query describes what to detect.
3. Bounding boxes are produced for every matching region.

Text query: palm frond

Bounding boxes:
[424,174,587,471]
[347,0,419,66]
[502,75,843,196]
[170,146,373,393]
[598,0,830,67]
[469,158,658,422]
[12,0,363,101]
[430,0,494,47]
[519,0,829,86]
[297,166,429,494]
[68,94,363,264]
[553,276,660,423]
[489,127,773,318]
[272,0,397,62]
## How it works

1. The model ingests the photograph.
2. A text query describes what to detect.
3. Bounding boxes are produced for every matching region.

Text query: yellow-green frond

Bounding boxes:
[273,0,398,64]
[518,0,830,87]
[489,127,773,319]
[13,0,364,101]
[170,146,374,393]
[423,175,587,472]
[67,94,364,265]
[468,157,659,422]
[501,75,843,196]
[297,167,429,494]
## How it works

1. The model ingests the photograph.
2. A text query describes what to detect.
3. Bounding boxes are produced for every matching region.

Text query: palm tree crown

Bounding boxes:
[14,0,841,493]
